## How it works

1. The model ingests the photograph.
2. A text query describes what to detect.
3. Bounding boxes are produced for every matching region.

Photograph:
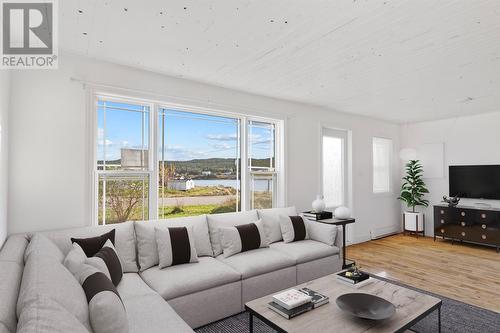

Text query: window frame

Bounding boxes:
[90,91,285,225]
[320,127,348,209]
[372,136,393,195]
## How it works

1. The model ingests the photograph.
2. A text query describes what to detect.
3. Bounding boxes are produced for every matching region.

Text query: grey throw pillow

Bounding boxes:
[155,226,199,268]
[73,263,129,333]
[279,215,310,243]
[220,220,269,258]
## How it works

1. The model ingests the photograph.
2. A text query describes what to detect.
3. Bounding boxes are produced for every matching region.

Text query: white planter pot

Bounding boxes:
[404,211,424,231]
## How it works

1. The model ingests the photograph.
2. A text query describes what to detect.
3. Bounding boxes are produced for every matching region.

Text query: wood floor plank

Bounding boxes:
[347,234,500,313]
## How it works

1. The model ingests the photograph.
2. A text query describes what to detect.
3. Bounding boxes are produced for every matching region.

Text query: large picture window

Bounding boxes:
[93,95,283,224]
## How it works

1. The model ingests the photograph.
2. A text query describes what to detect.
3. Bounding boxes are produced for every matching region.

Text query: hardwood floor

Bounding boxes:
[347,234,500,313]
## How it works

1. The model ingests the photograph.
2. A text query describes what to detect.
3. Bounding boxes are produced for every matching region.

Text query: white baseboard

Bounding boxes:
[370,225,401,239]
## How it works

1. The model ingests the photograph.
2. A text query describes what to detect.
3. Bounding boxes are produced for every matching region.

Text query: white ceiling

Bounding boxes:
[61,0,500,123]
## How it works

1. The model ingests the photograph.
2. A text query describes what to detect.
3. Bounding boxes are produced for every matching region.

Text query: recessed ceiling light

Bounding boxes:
[77,9,83,14]
[83,32,87,36]
[124,8,128,12]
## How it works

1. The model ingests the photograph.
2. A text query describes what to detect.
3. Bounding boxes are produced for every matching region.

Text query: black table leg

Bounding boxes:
[438,305,441,333]
[342,224,347,269]
[249,312,254,333]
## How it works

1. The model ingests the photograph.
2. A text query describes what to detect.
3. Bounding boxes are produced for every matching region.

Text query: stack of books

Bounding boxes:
[267,288,329,319]
[302,211,333,221]
[336,269,374,289]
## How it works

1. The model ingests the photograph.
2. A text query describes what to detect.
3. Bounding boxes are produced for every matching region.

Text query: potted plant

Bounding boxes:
[398,160,429,235]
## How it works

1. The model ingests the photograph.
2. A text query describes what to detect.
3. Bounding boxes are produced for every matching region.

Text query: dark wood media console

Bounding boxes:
[434,204,500,252]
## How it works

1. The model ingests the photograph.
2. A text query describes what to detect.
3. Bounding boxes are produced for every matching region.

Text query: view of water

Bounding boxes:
[194,179,272,191]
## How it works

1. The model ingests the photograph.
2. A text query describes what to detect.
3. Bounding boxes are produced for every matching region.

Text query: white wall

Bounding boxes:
[402,112,500,235]
[8,52,401,243]
[0,71,10,247]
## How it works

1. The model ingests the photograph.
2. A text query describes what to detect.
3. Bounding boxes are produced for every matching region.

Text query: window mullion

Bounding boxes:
[150,104,158,220]
[241,117,248,211]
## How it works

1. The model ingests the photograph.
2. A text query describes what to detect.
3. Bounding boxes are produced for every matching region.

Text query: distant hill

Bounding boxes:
[98,158,274,175]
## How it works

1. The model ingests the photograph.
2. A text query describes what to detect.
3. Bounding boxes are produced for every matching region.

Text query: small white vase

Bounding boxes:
[312,195,326,213]
[334,206,351,219]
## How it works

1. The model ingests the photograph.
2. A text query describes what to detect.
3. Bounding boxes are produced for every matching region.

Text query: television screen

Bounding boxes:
[449,165,500,200]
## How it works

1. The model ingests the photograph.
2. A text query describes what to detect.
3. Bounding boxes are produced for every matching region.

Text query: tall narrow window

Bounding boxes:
[96,99,151,225]
[158,109,241,218]
[248,120,276,209]
[373,137,393,193]
[322,128,347,208]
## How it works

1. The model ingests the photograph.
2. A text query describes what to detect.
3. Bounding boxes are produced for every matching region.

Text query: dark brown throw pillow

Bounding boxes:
[71,229,116,257]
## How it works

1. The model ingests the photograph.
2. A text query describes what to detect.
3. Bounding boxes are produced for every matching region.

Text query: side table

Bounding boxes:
[314,217,355,269]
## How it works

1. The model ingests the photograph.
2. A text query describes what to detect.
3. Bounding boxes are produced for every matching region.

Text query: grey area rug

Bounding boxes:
[196,276,500,333]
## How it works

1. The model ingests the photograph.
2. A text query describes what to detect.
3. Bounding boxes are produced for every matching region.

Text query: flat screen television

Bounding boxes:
[449,165,500,200]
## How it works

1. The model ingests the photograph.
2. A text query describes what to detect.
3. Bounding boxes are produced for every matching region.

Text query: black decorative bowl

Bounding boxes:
[336,293,396,320]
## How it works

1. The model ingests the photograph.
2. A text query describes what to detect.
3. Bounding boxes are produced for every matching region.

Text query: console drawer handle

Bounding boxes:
[482,224,487,229]
[441,229,445,233]
[461,232,466,237]
[482,235,487,240]
[441,219,445,224]
[440,210,445,214]
[461,212,466,217]
[461,222,466,227]
[481,213,487,219]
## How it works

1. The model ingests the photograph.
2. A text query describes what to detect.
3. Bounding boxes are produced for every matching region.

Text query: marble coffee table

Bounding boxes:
[245,273,442,333]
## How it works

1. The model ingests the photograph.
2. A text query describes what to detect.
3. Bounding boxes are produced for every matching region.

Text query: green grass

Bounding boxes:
[159,201,237,219]
[160,186,236,197]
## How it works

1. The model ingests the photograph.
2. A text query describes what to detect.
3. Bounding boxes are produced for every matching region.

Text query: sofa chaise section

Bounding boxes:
[0,235,29,333]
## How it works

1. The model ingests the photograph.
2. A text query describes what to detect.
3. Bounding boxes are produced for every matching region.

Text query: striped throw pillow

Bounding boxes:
[279,215,310,243]
[155,226,199,268]
[220,220,269,258]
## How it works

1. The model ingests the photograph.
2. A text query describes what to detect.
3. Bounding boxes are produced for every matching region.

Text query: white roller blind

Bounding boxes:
[373,137,393,193]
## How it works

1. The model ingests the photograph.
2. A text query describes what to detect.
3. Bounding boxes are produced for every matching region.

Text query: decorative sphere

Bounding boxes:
[335,206,351,219]
[312,195,326,213]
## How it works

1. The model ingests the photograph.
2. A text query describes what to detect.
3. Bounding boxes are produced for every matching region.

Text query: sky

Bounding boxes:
[97,101,274,162]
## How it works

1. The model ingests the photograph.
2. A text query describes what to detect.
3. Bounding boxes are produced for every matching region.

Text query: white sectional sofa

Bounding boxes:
[0,207,343,333]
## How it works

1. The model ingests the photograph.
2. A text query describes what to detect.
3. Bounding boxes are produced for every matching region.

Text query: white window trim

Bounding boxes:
[372,136,394,195]
[89,89,286,225]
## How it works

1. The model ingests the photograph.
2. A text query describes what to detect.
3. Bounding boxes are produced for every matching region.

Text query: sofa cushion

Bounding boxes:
[0,234,29,264]
[135,215,212,271]
[116,273,157,300]
[123,294,193,333]
[64,243,112,282]
[217,247,295,279]
[156,226,198,268]
[270,240,340,264]
[17,254,91,330]
[0,261,23,333]
[306,220,338,246]
[24,233,64,263]
[16,295,90,333]
[39,221,138,273]
[257,207,297,243]
[207,210,259,256]
[140,257,240,300]
[220,220,269,258]
[73,263,129,333]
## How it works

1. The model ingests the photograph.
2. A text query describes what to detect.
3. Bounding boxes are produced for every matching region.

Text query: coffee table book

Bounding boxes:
[298,288,329,308]
[267,301,313,319]
[272,289,312,310]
